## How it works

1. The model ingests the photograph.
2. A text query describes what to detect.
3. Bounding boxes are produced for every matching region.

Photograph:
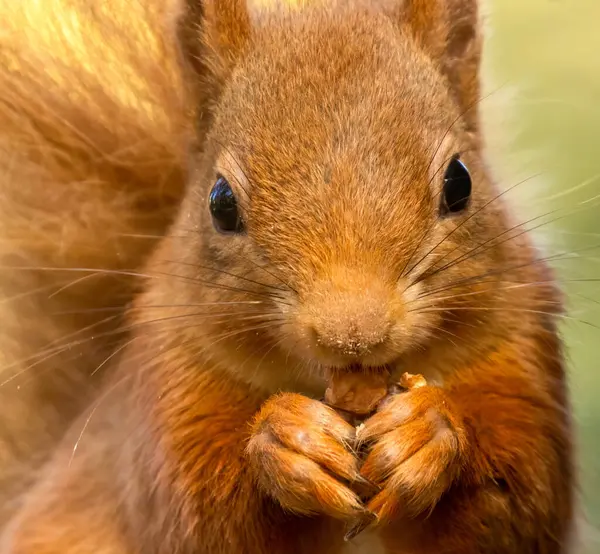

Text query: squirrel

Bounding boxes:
[0,0,576,553]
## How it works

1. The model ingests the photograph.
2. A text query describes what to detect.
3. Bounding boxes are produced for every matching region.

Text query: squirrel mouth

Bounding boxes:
[326,363,392,377]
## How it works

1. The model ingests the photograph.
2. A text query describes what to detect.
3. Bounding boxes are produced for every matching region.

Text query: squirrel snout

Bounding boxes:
[304,280,393,363]
[312,318,388,359]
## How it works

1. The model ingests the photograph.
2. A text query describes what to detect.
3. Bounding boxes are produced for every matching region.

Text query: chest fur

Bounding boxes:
[342,532,386,554]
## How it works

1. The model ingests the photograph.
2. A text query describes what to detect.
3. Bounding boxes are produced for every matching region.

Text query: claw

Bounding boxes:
[343,511,378,542]
[352,474,380,500]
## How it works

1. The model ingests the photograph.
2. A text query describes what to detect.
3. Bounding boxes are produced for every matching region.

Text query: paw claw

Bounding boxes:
[248,393,364,520]
[344,511,378,542]
[352,473,381,500]
[356,386,466,524]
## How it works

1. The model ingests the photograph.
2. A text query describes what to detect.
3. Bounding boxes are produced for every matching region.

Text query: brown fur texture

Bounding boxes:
[0,0,575,553]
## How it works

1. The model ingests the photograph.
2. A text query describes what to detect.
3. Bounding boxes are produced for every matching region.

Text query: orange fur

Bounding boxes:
[0,0,575,552]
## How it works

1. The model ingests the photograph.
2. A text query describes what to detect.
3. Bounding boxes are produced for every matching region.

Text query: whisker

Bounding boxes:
[54,300,264,315]
[125,319,289,389]
[90,338,137,378]
[236,255,298,295]
[17,335,128,390]
[119,229,298,294]
[162,258,288,294]
[407,306,600,330]
[405,173,542,280]
[415,205,561,286]
[0,311,284,388]
[68,380,122,468]
[80,318,284,388]
[417,276,600,304]
[427,325,463,348]
[423,83,506,178]
[414,280,560,305]
[0,276,87,305]
[48,272,111,299]
[184,228,299,295]
[419,289,598,317]
[441,314,479,330]
[417,245,600,301]
[0,312,121,379]
[2,266,293,306]
[255,335,288,370]
[538,172,600,204]
[406,82,508,282]
[400,150,470,277]
[240,334,290,385]
[205,321,286,345]
[418,194,600,286]
[283,334,308,375]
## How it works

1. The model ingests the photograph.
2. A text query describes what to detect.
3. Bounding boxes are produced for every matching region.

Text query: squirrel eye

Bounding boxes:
[440,156,471,216]
[209,175,244,234]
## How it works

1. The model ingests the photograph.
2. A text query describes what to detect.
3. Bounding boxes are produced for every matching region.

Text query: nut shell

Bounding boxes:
[324,370,390,416]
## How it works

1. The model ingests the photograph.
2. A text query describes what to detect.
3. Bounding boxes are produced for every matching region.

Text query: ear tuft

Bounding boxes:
[174,0,253,139]
[177,0,252,86]
[402,0,482,133]
[203,0,252,71]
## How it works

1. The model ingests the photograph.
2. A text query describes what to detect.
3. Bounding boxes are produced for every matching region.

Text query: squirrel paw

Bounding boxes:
[246,392,367,520]
[357,386,468,524]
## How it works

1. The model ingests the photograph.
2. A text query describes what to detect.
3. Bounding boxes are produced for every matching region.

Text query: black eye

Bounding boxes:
[209,175,244,233]
[440,156,471,216]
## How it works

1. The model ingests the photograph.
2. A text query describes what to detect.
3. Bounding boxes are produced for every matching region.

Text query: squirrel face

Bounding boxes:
[146,2,517,391]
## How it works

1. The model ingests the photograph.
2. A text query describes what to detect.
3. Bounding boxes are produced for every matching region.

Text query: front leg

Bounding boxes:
[357,382,469,523]
[358,351,574,553]
[2,370,351,554]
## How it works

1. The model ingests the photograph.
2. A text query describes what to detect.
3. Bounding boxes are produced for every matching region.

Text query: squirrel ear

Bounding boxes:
[178,0,252,84]
[175,0,252,137]
[202,0,252,74]
[401,0,482,133]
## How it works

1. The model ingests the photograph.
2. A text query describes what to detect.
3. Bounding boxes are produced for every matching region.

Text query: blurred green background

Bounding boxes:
[483,0,600,550]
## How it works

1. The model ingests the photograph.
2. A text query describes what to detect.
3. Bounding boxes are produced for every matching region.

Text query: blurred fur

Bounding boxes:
[0,0,191,521]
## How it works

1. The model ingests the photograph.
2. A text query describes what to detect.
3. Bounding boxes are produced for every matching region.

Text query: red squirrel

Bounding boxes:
[0,0,576,553]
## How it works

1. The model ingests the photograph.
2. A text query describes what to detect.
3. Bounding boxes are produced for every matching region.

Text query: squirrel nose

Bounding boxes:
[307,284,392,361]
[313,317,388,358]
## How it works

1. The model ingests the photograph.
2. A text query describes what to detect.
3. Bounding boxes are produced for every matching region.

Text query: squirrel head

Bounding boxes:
[143,0,535,392]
